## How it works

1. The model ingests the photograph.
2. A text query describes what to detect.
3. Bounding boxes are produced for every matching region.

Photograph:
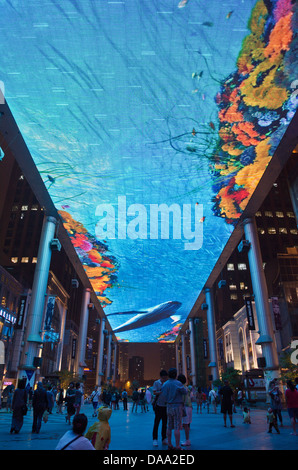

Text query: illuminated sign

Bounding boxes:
[0,308,16,325]
[0,1,297,342]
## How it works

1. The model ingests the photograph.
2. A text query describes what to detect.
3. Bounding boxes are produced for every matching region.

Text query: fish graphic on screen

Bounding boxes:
[107,301,182,333]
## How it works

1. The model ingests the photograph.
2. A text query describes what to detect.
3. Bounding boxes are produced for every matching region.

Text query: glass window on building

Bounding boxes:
[238,263,247,270]
[241,346,245,360]
[227,263,234,271]
[268,227,276,234]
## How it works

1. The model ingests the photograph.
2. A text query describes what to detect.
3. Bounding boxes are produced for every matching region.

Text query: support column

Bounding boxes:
[22,215,58,373]
[175,341,179,372]
[205,287,219,381]
[76,288,91,377]
[242,218,279,383]
[56,303,67,371]
[105,332,112,382]
[112,342,117,385]
[96,317,105,386]
[181,333,187,377]
[189,318,197,387]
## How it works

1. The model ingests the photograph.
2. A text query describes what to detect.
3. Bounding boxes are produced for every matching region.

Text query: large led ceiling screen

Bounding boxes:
[1,0,297,342]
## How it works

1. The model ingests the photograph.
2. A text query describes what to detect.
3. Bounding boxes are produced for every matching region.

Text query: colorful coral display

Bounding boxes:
[59,210,119,307]
[212,0,297,224]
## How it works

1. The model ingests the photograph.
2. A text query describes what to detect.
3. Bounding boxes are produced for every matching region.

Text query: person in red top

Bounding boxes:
[285,380,298,435]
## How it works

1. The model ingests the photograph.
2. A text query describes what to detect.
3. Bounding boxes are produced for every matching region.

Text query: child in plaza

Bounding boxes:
[242,407,251,424]
[85,405,112,450]
[267,407,280,434]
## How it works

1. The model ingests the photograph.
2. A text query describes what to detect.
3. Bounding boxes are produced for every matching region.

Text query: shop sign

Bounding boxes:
[15,295,27,329]
[245,297,255,330]
[0,307,16,325]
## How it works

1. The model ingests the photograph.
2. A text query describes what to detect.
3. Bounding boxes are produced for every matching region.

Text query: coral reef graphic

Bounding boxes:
[211,0,297,224]
[59,210,119,307]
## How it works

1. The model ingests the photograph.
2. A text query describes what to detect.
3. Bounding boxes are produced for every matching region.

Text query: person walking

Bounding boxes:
[178,374,192,447]
[218,380,235,428]
[145,387,151,411]
[74,382,83,415]
[6,387,14,413]
[28,387,33,411]
[90,386,101,417]
[285,380,298,436]
[267,407,280,434]
[209,387,217,413]
[46,385,55,414]
[121,390,128,411]
[56,388,64,414]
[152,369,168,447]
[139,389,146,413]
[269,380,283,427]
[237,388,244,410]
[65,382,76,424]
[131,388,139,413]
[32,381,48,434]
[196,387,203,414]
[159,368,187,450]
[10,379,27,434]
[55,413,95,450]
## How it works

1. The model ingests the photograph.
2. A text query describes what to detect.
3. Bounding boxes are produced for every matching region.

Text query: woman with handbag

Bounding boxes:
[10,379,27,434]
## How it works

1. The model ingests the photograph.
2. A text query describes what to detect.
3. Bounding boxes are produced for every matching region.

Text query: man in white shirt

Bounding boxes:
[152,369,168,447]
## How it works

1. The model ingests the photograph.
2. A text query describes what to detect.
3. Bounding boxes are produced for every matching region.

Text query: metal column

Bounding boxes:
[175,341,179,372]
[181,333,187,377]
[106,332,112,382]
[243,218,279,381]
[112,342,117,385]
[189,318,197,386]
[205,287,219,381]
[22,215,57,371]
[76,288,91,377]
[96,317,105,386]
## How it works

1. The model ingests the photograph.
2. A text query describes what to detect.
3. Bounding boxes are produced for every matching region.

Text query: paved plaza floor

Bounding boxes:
[0,401,297,456]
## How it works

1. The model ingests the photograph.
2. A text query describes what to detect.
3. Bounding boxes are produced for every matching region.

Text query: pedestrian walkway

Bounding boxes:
[0,403,297,451]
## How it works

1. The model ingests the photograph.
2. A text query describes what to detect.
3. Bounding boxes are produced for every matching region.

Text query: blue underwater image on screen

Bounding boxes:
[0,0,297,341]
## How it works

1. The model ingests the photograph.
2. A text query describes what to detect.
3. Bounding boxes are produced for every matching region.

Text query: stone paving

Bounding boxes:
[0,400,297,453]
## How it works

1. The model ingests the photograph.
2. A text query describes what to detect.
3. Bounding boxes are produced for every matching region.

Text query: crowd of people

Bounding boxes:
[1,373,298,449]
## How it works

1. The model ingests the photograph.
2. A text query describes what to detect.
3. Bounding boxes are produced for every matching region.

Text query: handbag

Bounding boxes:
[152,395,158,411]
[43,410,49,423]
